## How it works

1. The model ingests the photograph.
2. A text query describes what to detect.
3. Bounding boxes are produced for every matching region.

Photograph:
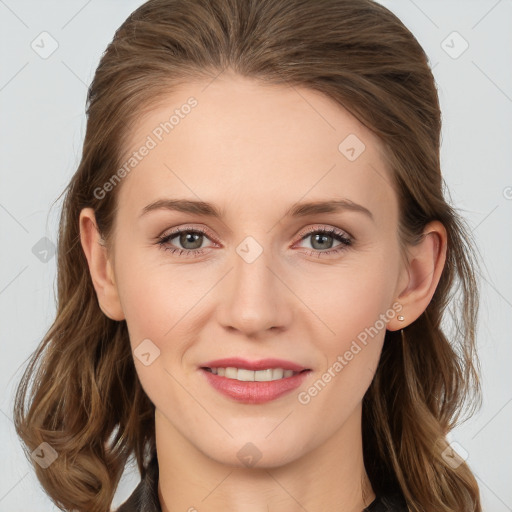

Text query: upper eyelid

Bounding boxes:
[159,225,219,244]
[299,224,352,239]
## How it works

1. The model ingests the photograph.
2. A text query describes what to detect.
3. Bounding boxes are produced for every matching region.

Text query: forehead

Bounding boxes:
[116,73,397,226]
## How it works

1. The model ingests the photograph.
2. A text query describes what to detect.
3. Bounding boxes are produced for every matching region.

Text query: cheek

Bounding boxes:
[116,235,396,377]
[297,281,389,421]
[117,239,396,351]
[296,260,394,344]
[114,254,199,410]
[114,246,212,376]
[292,257,395,402]
[115,238,188,323]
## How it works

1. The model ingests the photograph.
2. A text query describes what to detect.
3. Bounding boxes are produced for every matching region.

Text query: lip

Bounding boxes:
[200,367,312,404]
[200,357,308,372]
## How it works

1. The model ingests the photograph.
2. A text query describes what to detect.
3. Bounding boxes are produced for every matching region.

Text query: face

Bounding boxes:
[105,72,407,468]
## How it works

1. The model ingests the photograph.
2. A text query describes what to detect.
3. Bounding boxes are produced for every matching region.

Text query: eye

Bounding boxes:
[294,225,352,258]
[156,226,216,257]
[155,224,353,258]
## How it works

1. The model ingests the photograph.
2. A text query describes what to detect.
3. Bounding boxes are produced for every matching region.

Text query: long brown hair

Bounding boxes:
[14,0,483,510]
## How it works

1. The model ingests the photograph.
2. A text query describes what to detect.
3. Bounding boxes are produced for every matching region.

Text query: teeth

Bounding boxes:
[225,367,238,379]
[208,367,299,381]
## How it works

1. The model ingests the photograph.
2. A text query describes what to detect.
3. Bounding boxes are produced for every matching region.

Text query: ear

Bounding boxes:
[387,220,447,331]
[79,207,125,321]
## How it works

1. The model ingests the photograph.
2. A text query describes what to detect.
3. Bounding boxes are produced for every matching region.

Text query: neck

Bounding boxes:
[155,402,375,512]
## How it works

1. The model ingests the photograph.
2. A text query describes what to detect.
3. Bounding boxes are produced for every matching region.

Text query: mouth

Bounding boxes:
[200,357,311,380]
[199,358,312,404]
[201,366,310,382]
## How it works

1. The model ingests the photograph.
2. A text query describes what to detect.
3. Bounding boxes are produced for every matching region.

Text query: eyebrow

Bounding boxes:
[139,198,374,221]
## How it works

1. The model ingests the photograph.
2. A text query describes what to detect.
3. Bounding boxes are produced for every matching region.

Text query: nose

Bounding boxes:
[215,241,293,337]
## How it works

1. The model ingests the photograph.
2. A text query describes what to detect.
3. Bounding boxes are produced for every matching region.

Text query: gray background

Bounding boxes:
[1,0,511,510]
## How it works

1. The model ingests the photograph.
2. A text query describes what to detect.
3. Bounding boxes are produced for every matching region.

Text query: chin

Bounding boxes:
[201,435,305,470]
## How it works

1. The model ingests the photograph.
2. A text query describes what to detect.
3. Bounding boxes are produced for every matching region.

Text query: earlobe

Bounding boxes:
[79,208,125,321]
[388,220,447,331]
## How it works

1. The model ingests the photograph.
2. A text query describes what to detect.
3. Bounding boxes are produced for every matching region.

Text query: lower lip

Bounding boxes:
[200,368,311,404]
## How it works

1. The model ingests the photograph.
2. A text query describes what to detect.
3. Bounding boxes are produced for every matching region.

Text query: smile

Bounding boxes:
[203,367,305,381]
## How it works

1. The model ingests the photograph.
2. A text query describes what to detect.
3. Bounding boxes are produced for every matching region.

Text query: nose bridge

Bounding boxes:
[218,233,290,335]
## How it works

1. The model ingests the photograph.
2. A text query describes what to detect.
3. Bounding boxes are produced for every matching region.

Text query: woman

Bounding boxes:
[14,0,483,511]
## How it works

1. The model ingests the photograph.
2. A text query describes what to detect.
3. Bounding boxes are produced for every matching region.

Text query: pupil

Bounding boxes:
[180,232,203,249]
[312,233,332,250]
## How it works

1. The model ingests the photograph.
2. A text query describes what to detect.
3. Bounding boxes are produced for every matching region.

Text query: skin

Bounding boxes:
[80,71,447,512]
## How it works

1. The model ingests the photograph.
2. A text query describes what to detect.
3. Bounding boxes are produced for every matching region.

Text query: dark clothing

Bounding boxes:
[116,454,408,512]
[364,492,408,511]
[116,452,161,512]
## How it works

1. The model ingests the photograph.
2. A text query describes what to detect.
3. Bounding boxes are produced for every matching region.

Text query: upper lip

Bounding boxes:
[201,357,309,372]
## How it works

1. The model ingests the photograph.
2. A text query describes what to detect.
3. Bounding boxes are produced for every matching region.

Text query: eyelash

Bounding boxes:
[156,225,352,259]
